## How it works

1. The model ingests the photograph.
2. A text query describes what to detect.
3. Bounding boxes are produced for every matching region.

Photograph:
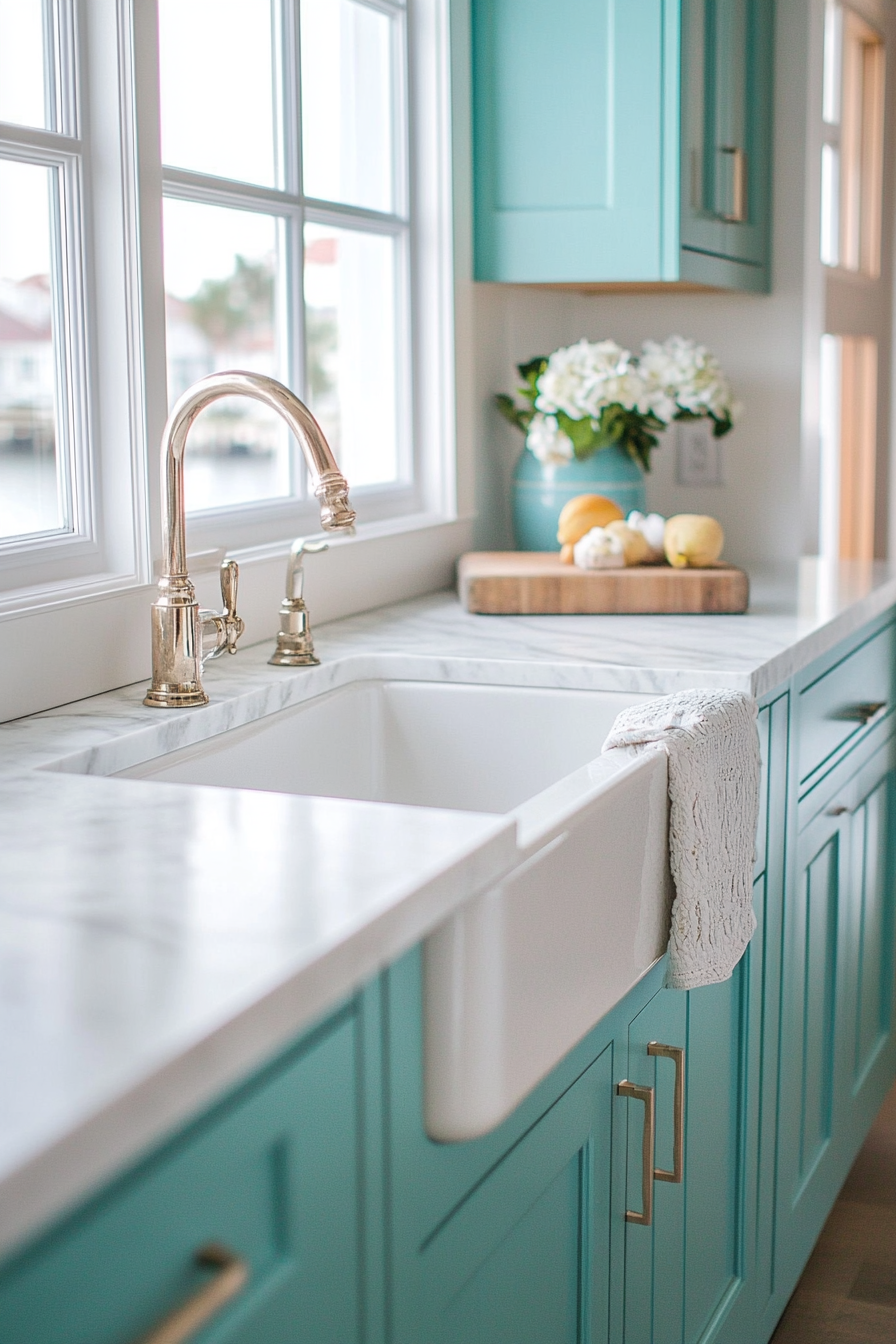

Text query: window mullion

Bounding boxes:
[304,199,408,233]
[49,0,79,137]
[283,0,306,498]
[161,167,301,213]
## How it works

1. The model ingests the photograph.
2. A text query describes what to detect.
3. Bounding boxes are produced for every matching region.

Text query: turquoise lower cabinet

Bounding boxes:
[621,990,688,1344]
[387,945,671,1344]
[774,730,896,1307]
[622,970,754,1344]
[421,1048,616,1344]
[0,1005,366,1344]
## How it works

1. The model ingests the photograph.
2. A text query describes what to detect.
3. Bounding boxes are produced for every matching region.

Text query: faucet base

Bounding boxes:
[268,647,320,667]
[144,684,210,709]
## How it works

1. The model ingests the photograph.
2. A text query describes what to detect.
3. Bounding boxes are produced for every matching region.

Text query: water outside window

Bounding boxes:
[162,197,291,511]
[0,158,65,540]
[304,223,401,488]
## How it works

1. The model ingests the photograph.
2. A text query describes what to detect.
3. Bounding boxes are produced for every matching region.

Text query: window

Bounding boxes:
[818,333,878,562]
[820,0,885,275]
[817,1,891,563]
[0,0,457,721]
[0,3,87,552]
[158,0,412,524]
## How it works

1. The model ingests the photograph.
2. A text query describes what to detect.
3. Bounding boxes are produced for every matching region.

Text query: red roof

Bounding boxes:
[0,309,50,342]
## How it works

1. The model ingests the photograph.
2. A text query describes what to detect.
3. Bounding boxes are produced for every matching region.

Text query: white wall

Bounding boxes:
[455,2,818,569]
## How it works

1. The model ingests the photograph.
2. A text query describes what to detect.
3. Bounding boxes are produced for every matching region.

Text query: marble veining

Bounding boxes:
[0,769,515,1259]
[0,557,894,1261]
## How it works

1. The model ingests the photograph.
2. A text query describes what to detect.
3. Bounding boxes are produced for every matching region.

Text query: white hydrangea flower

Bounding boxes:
[639,335,741,423]
[573,525,627,570]
[525,412,575,465]
[534,339,649,419]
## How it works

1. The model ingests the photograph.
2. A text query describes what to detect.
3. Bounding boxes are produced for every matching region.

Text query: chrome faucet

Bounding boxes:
[145,371,355,708]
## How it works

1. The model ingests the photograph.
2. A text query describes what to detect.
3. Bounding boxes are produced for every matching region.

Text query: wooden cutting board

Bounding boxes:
[458,552,749,615]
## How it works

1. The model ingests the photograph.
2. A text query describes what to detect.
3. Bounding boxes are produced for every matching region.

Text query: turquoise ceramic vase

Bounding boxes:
[511,443,648,551]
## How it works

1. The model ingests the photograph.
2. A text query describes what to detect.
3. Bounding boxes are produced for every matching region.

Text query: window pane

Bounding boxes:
[159,0,279,188]
[304,223,400,488]
[0,0,49,129]
[163,197,292,511]
[821,143,840,266]
[0,159,64,540]
[301,0,396,213]
[823,1,842,125]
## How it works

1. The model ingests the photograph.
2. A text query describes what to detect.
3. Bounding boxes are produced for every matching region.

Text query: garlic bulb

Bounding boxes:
[573,526,627,570]
[626,510,667,561]
[604,520,651,566]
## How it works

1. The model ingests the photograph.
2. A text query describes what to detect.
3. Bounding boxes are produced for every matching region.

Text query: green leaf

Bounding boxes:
[517,356,547,384]
[494,393,533,433]
[556,411,598,455]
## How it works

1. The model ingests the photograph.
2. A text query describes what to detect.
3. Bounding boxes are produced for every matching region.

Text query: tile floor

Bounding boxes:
[770,1083,896,1342]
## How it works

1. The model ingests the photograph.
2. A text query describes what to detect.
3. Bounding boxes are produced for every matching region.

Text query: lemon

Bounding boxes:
[663,514,724,568]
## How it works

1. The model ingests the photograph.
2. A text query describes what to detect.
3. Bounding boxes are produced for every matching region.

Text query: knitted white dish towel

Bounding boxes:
[602,689,761,990]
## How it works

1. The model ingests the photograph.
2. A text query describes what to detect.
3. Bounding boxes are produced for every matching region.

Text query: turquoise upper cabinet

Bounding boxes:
[680,0,774,284]
[472,0,673,283]
[471,0,773,290]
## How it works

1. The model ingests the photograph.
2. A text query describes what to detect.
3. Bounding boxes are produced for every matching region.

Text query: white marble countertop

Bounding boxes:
[1,556,895,1261]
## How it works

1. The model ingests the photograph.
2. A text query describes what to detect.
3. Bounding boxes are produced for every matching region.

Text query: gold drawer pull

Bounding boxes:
[719,145,747,222]
[841,701,888,725]
[648,1042,685,1183]
[617,1080,655,1225]
[136,1243,249,1344]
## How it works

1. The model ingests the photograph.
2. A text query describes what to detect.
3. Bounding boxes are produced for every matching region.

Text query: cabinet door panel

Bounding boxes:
[794,832,840,1181]
[419,1045,616,1344]
[850,776,894,1090]
[682,971,748,1344]
[472,0,668,282]
[681,0,773,273]
[776,739,896,1303]
[623,990,687,1344]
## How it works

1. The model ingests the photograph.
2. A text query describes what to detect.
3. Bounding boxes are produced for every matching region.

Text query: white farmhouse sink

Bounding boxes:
[116,678,673,1140]
[116,680,641,814]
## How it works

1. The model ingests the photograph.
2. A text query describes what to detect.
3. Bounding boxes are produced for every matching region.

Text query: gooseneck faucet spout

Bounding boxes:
[145,371,356,708]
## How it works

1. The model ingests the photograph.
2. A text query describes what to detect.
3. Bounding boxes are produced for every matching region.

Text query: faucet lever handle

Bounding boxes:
[220,558,239,619]
[200,561,245,666]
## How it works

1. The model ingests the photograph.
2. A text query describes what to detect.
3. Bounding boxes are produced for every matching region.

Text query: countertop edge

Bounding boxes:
[0,816,517,1263]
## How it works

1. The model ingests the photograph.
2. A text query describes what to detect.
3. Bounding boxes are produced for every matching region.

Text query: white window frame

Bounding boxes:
[0,0,465,724]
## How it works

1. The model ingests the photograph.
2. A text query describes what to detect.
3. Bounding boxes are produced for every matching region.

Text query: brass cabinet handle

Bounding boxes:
[648,1042,685,1183]
[135,1243,249,1344]
[841,701,888,725]
[719,145,747,222]
[617,1081,655,1225]
[827,804,850,817]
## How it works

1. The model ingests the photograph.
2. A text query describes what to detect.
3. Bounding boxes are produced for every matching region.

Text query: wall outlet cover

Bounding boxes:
[676,420,724,486]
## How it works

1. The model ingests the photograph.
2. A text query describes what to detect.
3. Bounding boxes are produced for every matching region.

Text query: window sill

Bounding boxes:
[0,511,474,723]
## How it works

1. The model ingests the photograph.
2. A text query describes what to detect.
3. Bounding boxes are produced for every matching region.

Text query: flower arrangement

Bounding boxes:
[496,335,741,471]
